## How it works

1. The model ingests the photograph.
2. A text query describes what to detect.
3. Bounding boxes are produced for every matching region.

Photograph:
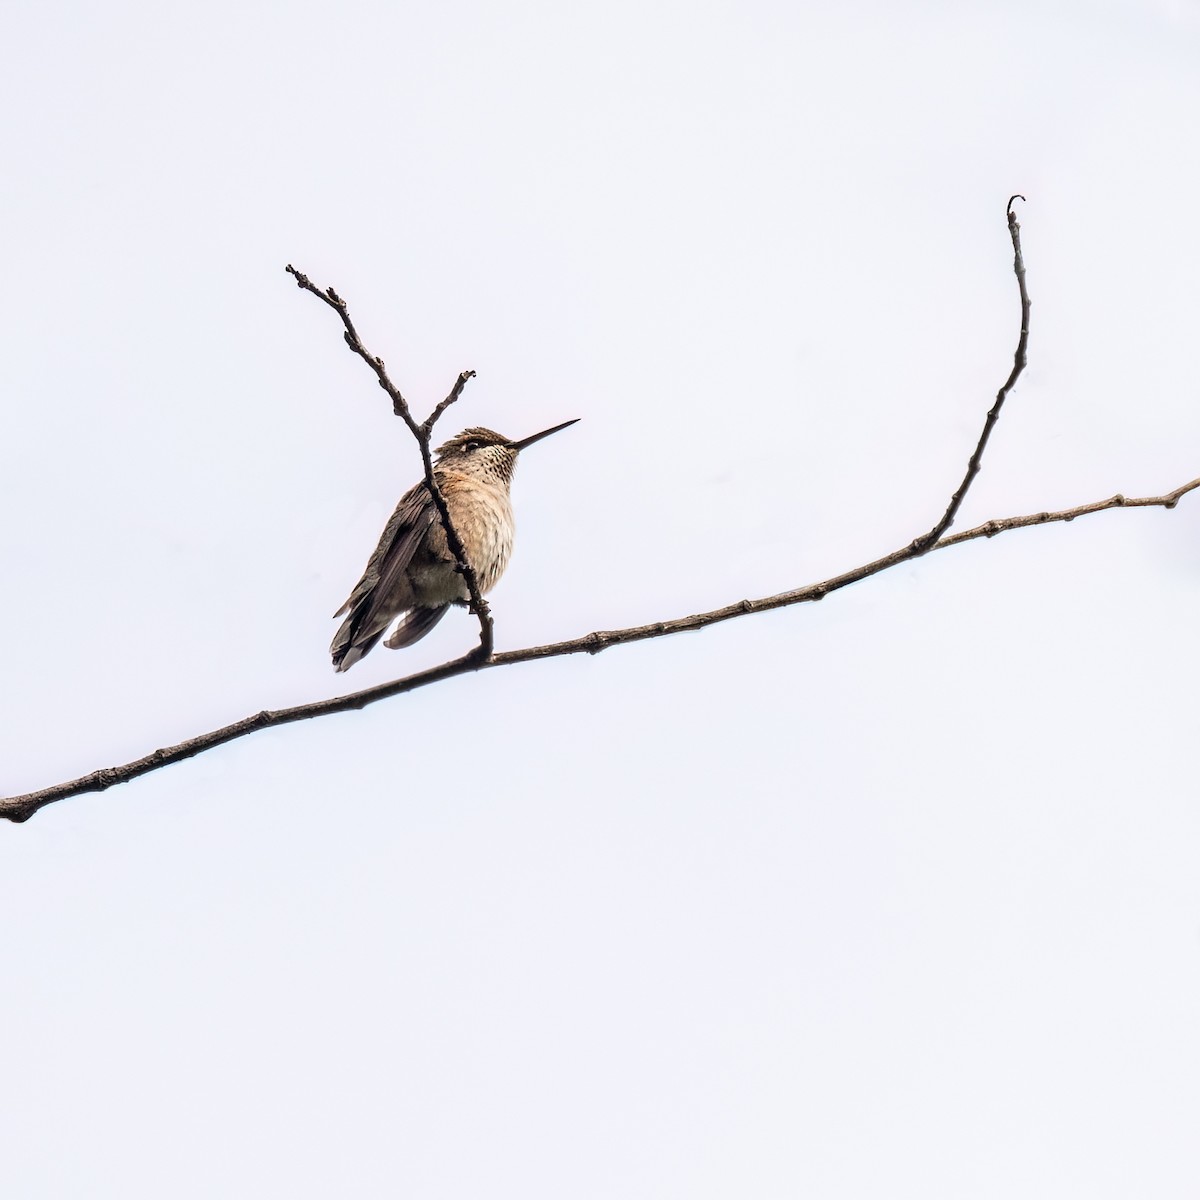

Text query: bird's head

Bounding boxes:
[434,420,579,484]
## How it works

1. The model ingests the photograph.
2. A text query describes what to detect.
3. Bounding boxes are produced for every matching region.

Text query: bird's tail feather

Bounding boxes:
[331,617,387,673]
[384,605,449,650]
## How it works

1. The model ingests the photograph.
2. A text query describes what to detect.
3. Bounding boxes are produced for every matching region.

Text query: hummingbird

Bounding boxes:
[331,419,579,671]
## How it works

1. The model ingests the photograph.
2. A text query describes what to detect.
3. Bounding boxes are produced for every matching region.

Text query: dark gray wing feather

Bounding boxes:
[331,482,435,671]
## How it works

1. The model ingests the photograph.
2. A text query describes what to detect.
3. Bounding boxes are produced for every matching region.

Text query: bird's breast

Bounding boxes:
[426,474,515,598]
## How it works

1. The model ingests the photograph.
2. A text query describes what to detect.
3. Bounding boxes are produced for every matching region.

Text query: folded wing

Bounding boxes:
[331,482,435,672]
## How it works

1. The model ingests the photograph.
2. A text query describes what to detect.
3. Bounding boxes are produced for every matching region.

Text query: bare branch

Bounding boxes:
[910,195,1031,554]
[284,266,492,652]
[3,475,1195,823]
[4,202,1190,823]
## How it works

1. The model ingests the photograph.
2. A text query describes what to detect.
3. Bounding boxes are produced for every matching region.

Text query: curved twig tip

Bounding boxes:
[1007,194,1026,215]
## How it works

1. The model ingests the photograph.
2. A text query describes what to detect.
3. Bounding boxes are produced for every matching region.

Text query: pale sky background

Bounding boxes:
[3,1,1200,1196]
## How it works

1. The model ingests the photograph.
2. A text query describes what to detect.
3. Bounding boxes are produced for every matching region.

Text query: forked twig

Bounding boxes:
[283,266,492,651]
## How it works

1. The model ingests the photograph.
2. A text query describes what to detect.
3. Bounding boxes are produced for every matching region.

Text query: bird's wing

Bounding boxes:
[334,481,435,620]
[331,483,437,670]
[333,477,436,628]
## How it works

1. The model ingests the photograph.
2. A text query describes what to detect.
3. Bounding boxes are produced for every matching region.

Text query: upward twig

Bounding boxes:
[911,194,1031,553]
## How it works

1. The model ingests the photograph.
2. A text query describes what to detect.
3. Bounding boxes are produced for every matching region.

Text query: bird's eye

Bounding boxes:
[464,440,482,452]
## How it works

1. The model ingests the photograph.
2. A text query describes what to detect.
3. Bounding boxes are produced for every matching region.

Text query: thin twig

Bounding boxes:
[423,370,478,438]
[284,266,493,652]
[3,475,1195,823]
[938,475,1200,546]
[910,195,1030,554]
[283,268,414,426]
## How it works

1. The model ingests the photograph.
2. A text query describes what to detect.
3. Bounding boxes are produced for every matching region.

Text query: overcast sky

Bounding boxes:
[3,1,1200,1196]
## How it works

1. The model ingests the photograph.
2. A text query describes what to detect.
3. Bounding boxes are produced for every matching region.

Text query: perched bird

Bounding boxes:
[331,419,579,671]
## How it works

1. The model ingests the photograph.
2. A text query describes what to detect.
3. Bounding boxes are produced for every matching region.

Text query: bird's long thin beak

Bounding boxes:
[508,418,580,452]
